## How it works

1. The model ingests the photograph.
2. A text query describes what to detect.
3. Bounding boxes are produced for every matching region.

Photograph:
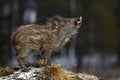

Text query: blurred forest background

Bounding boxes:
[0,0,120,79]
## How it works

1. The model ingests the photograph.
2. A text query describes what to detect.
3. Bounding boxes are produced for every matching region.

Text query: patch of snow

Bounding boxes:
[0,67,44,80]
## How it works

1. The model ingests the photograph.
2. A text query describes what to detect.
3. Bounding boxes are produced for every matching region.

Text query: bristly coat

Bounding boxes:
[11,15,82,71]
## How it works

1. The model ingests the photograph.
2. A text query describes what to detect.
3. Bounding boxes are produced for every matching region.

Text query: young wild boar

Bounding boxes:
[11,15,82,71]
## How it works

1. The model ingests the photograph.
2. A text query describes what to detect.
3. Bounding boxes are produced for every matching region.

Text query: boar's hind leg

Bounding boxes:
[16,47,31,71]
[41,48,53,66]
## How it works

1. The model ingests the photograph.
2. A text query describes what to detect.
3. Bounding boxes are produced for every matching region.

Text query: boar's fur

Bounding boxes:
[11,15,82,71]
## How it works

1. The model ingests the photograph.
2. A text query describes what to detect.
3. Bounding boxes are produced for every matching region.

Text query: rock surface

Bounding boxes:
[0,64,99,80]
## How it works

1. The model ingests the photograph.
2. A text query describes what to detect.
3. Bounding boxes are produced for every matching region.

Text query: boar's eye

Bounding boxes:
[74,20,78,26]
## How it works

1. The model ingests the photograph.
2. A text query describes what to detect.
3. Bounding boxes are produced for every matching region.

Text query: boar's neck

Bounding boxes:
[55,27,77,50]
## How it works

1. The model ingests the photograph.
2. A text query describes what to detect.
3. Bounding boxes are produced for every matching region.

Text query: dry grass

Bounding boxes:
[0,67,14,77]
[0,64,99,80]
[44,64,70,80]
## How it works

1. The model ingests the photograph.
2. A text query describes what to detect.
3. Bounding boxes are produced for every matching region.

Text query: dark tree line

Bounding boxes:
[0,0,119,69]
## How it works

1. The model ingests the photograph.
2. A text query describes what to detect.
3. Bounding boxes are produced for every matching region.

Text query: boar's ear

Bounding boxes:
[54,21,60,28]
[52,16,61,28]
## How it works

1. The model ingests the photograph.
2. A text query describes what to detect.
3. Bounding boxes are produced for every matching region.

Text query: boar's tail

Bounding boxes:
[11,31,17,47]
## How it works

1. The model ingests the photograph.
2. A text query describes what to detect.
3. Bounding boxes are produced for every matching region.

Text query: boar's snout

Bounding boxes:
[74,16,82,28]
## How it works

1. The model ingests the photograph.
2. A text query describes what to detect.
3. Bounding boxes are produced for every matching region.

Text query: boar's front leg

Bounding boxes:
[41,48,53,66]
